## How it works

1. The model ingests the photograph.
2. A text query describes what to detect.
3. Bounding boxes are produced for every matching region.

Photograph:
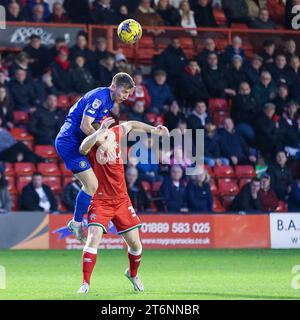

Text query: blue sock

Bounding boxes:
[74,190,92,223]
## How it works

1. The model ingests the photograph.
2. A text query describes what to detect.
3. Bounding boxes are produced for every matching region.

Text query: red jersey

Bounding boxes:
[87,125,128,200]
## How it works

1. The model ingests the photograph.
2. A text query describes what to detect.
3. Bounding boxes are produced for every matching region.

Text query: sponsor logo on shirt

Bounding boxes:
[92,99,102,109]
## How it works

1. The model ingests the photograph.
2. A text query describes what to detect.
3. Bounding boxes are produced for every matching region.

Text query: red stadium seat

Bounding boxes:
[213,8,227,25]
[179,36,194,49]
[146,113,157,124]
[208,98,230,113]
[4,163,14,176]
[13,111,29,125]
[14,163,36,176]
[141,181,152,197]
[231,23,249,29]
[69,95,81,106]
[152,181,163,193]
[239,178,252,189]
[214,165,235,178]
[212,111,230,127]
[17,176,33,193]
[235,165,256,179]
[43,176,62,194]
[10,128,34,142]
[218,179,239,196]
[59,163,73,177]
[37,163,60,176]
[210,178,219,196]
[204,164,214,177]
[275,201,288,213]
[221,196,235,210]
[7,176,17,195]
[63,176,74,188]
[139,36,155,48]
[213,197,225,212]
[155,115,165,126]
[57,95,70,108]
[35,145,58,160]
[11,194,20,211]
[137,48,155,64]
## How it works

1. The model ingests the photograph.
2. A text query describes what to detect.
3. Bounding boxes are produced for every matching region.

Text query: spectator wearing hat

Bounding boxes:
[96,53,118,86]
[125,70,151,109]
[180,60,209,107]
[0,168,12,213]
[249,7,277,29]
[259,39,277,65]
[258,173,279,212]
[245,54,264,86]
[288,180,300,212]
[230,178,262,213]
[23,34,52,78]
[252,71,276,109]
[51,46,74,93]
[50,2,69,23]
[227,55,248,91]
[268,53,294,86]
[70,55,96,94]
[267,150,293,201]
[146,69,174,114]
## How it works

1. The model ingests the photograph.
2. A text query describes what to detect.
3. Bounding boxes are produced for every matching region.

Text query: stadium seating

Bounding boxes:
[208,98,230,114]
[10,128,34,142]
[34,145,58,161]
[218,179,239,197]
[17,176,33,193]
[14,163,36,176]
[57,95,70,109]
[37,163,60,176]
[4,163,14,176]
[235,165,256,179]
[13,111,29,125]
[59,163,73,177]
[213,197,225,212]
[213,165,235,178]
[43,176,62,194]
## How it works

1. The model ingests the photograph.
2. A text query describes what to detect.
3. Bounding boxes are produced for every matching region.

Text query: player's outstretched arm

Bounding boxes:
[79,117,115,155]
[124,121,169,136]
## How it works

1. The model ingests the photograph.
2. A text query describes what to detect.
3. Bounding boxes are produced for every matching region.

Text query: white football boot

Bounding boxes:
[77,282,89,294]
[125,268,144,292]
[67,220,86,244]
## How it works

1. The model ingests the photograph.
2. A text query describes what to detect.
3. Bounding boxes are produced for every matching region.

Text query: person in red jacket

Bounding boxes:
[266,0,285,25]
[258,173,279,212]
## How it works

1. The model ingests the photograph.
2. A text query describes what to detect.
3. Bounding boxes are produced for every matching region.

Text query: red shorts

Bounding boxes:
[87,196,141,235]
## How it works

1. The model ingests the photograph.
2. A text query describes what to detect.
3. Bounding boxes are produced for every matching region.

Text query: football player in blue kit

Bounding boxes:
[55,72,135,242]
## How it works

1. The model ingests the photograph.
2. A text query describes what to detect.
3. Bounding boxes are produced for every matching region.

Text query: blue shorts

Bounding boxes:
[55,136,91,173]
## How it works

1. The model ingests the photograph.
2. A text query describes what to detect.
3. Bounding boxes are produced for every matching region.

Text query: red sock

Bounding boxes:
[128,252,142,277]
[82,251,97,285]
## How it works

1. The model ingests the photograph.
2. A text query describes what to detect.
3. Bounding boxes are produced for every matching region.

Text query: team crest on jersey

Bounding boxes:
[79,161,87,168]
[90,213,96,221]
[92,99,102,109]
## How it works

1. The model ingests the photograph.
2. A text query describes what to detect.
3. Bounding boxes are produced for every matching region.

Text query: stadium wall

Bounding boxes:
[1,212,299,249]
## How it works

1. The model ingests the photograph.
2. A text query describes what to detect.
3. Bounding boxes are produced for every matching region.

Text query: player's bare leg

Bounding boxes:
[67,169,98,243]
[78,225,103,293]
[122,228,144,292]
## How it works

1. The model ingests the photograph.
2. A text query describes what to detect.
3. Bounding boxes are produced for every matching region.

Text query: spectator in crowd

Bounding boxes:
[267,0,285,25]
[28,94,65,145]
[193,0,217,27]
[146,69,174,114]
[203,53,235,98]
[267,150,293,201]
[245,0,261,20]
[258,173,279,212]
[114,53,133,75]
[155,37,187,88]
[63,0,92,23]
[28,3,50,22]
[218,117,256,165]
[6,1,27,21]
[93,37,110,62]
[290,55,300,103]
[204,122,230,167]
[156,0,181,26]
[288,179,300,212]
[91,0,118,24]
[196,37,221,68]
[260,39,277,65]
[0,168,12,213]
[245,54,264,86]
[252,71,276,109]
[50,1,69,22]
[96,53,117,86]
[9,51,32,81]
[0,86,14,130]
[49,37,67,60]
[70,55,96,94]
[222,0,251,25]
[127,100,151,124]
[0,118,45,163]
[226,55,248,91]
[187,101,211,134]
[160,165,188,212]
[125,70,151,109]
[187,170,213,212]
[62,178,81,211]
[230,178,262,213]
[180,60,210,107]
[51,46,74,93]
[23,34,52,78]
[284,39,298,63]
[179,0,197,36]
[281,101,300,159]
[170,146,193,170]
[254,102,285,160]
[134,0,165,30]
[249,7,277,29]
[268,53,293,86]
[116,5,130,24]
[273,83,291,115]
[164,100,186,131]
[126,166,151,212]
[9,69,37,112]
[20,172,57,212]
[223,36,245,65]
[231,81,257,144]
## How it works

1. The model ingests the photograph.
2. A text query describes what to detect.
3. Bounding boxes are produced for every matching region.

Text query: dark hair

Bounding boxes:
[263,39,275,47]
[251,177,260,183]
[112,72,135,89]
[32,172,42,178]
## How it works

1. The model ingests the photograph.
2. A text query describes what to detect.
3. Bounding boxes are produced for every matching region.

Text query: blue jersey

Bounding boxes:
[57,87,114,143]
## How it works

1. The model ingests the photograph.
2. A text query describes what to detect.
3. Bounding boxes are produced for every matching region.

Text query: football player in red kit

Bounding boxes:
[77,118,169,293]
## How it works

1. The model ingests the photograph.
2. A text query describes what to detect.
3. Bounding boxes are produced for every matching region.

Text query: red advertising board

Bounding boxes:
[49,214,270,249]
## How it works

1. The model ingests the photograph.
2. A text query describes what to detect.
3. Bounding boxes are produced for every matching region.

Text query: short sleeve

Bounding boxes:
[83,94,104,119]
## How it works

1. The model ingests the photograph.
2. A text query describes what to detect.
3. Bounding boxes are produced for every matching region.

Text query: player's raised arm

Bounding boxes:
[123,121,169,136]
[79,117,115,155]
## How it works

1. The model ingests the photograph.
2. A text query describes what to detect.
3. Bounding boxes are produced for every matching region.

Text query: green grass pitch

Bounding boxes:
[0,249,299,300]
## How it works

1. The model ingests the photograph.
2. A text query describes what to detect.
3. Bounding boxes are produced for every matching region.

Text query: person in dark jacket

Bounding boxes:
[23,34,51,78]
[245,54,264,86]
[268,53,294,86]
[164,100,186,131]
[0,169,12,213]
[20,172,57,212]
[196,37,221,68]
[96,53,118,86]
[259,39,277,65]
[160,165,188,212]
[267,150,293,201]
[258,173,279,212]
[63,0,92,23]
[272,83,291,116]
[187,170,213,212]
[249,8,277,29]
[28,95,65,145]
[51,46,74,94]
[156,0,181,26]
[91,0,118,24]
[0,85,14,130]
[127,100,151,124]
[222,36,245,65]
[62,179,82,212]
[6,1,27,21]
[226,55,248,91]
[187,101,211,132]
[288,180,300,212]
[221,0,251,25]
[180,60,210,107]
[230,178,262,213]
[193,0,218,27]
